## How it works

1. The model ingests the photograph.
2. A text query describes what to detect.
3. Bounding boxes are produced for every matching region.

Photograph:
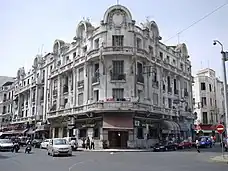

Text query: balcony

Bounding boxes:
[152,81,159,88]
[63,85,68,93]
[110,73,126,81]
[47,101,168,118]
[92,76,100,84]
[78,80,84,87]
[137,74,144,84]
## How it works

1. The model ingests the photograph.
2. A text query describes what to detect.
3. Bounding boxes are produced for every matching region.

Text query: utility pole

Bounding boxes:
[213,40,228,136]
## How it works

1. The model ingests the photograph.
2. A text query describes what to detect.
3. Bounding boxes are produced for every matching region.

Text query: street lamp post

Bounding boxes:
[213,40,228,136]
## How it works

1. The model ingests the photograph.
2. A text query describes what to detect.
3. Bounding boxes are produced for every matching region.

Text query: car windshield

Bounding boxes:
[53,139,67,145]
[199,137,206,141]
[0,139,12,143]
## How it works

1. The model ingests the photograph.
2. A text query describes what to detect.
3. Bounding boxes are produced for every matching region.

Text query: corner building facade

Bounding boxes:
[47,5,193,149]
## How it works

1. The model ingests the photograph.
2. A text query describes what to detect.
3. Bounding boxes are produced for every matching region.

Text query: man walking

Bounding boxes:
[196,138,200,153]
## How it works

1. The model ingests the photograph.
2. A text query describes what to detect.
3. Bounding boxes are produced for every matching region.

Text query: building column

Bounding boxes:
[57,75,61,109]
[29,89,32,117]
[52,128,55,138]
[73,68,77,106]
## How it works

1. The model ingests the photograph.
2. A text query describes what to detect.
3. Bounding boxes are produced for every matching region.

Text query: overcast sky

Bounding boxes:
[1,0,228,79]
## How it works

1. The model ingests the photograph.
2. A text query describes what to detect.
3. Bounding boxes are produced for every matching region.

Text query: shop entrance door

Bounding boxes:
[108,131,128,149]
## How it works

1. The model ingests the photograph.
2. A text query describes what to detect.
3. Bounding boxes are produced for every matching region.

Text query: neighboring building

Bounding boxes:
[193,68,225,136]
[0,4,193,149]
[0,78,15,132]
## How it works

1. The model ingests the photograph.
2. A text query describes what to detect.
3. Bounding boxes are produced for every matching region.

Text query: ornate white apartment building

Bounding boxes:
[0,5,193,148]
[193,68,225,134]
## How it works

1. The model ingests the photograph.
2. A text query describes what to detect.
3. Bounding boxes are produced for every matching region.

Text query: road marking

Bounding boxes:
[68,160,94,171]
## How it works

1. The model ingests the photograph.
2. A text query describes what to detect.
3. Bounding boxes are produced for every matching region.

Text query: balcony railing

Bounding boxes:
[92,76,100,84]
[137,74,144,83]
[110,73,126,81]
[78,80,84,87]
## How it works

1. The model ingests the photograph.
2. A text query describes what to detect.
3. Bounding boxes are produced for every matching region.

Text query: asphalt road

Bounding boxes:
[0,146,227,171]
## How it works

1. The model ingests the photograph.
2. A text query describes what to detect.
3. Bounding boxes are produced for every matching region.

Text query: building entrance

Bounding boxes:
[108,131,128,148]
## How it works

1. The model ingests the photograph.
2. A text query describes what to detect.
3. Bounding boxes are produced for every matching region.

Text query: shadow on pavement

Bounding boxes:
[0,154,11,159]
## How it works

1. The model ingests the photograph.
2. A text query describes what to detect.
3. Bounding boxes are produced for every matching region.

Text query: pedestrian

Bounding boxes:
[86,137,90,150]
[91,137,95,150]
[196,138,200,153]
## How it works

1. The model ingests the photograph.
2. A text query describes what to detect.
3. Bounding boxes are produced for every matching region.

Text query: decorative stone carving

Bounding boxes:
[107,9,127,29]
[17,67,25,80]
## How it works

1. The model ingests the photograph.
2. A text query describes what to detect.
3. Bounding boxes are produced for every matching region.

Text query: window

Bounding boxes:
[138,90,144,101]
[152,69,157,82]
[94,90,99,101]
[27,79,30,84]
[112,61,124,80]
[93,127,100,138]
[137,62,143,74]
[173,59,176,64]
[137,127,144,139]
[73,52,76,58]
[203,112,208,124]
[94,63,99,73]
[166,56,170,63]
[79,128,87,138]
[209,84,212,92]
[66,56,69,61]
[112,88,124,101]
[78,68,84,81]
[153,93,158,106]
[94,38,99,49]
[78,93,83,106]
[149,46,154,55]
[113,60,124,74]
[159,52,163,59]
[50,65,53,72]
[201,82,206,90]
[83,46,87,52]
[174,79,177,90]
[112,35,124,47]
[136,38,142,48]
[210,113,213,123]
[201,97,207,106]
[180,63,183,70]
[168,98,172,108]
[163,97,165,105]
[210,98,212,106]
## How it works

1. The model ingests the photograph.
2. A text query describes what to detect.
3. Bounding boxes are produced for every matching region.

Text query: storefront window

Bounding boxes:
[148,127,158,139]
[137,127,144,139]
[93,127,100,139]
[79,128,87,138]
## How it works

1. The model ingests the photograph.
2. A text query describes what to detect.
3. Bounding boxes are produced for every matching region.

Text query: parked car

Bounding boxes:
[63,137,78,151]
[32,139,42,148]
[47,138,72,157]
[177,140,192,149]
[0,139,14,151]
[198,136,212,148]
[40,139,51,149]
[153,142,178,152]
[221,137,228,152]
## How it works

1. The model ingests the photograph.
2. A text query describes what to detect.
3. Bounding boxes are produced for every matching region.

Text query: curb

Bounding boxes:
[76,149,153,152]
[210,156,228,164]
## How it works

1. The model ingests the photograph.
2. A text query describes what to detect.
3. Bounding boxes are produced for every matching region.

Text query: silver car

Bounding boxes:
[0,139,14,151]
[47,138,72,157]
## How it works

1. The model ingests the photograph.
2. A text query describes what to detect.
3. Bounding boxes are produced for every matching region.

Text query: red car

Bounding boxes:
[177,140,192,149]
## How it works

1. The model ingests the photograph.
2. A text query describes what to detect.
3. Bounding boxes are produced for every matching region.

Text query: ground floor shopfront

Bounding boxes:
[48,113,192,149]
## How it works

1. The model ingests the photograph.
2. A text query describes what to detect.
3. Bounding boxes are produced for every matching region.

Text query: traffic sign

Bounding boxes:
[216,124,225,134]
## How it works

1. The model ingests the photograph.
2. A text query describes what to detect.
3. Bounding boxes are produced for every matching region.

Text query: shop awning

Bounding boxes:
[26,129,35,135]
[103,115,133,130]
[161,120,180,134]
[0,132,3,136]
[13,129,28,134]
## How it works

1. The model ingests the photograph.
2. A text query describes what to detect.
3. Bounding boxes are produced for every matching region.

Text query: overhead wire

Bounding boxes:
[163,2,228,43]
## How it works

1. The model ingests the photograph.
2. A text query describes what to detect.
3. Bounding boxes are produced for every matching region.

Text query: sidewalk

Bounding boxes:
[210,155,228,163]
[77,148,153,152]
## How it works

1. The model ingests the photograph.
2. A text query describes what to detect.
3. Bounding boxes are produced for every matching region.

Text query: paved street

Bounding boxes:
[0,146,227,171]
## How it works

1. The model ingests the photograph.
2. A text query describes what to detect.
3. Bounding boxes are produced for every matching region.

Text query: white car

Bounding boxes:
[40,139,51,149]
[47,138,72,157]
[0,139,14,151]
[63,137,78,151]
